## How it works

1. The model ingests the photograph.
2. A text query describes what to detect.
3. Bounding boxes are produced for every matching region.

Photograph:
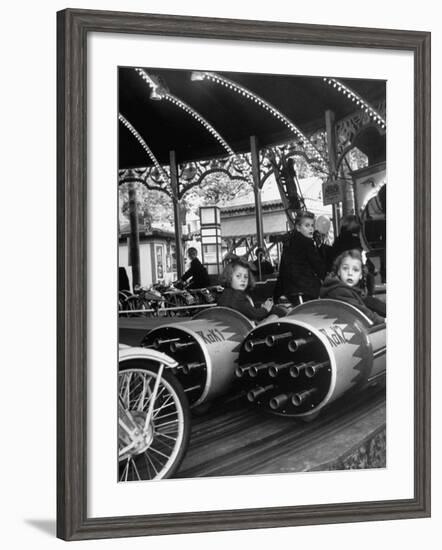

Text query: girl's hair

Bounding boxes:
[332,249,366,288]
[220,258,255,290]
[294,210,315,227]
[339,214,361,235]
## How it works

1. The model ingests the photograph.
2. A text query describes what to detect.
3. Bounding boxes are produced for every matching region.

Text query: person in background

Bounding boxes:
[218,258,285,322]
[320,249,386,324]
[274,210,327,305]
[329,215,362,262]
[181,247,210,289]
[118,266,130,292]
[253,246,275,278]
[328,214,376,294]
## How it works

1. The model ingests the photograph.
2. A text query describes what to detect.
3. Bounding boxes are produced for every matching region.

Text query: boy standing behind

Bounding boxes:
[274,211,326,304]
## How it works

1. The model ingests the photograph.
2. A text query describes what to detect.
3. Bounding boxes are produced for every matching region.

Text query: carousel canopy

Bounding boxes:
[118,67,386,169]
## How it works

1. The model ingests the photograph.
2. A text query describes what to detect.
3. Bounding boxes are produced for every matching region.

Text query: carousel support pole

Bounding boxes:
[325,110,341,237]
[250,136,264,266]
[128,182,141,288]
[170,150,184,278]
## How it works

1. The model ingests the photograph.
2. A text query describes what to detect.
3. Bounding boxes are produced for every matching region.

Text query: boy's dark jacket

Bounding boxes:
[274,230,326,300]
[320,275,384,324]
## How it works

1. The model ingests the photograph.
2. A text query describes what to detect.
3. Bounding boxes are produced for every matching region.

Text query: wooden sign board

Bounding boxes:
[322,178,344,205]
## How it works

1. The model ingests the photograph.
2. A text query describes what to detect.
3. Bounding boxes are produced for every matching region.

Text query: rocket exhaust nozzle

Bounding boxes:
[244,338,267,352]
[268,362,293,378]
[269,393,291,410]
[235,363,260,378]
[153,337,180,348]
[249,362,274,378]
[291,388,317,407]
[170,341,196,353]
[265,332,292,347]
[305,361,330,378]
[247,384,275,402]
[182,361,205,375]
[288,336,315,352]
[289,361,315,378]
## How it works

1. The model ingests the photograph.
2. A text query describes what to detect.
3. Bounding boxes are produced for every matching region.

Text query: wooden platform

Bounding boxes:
[175,385,386,478]
[120,316,386,478]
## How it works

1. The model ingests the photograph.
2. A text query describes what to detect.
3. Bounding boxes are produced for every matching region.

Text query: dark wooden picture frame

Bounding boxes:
[57,8,431,541]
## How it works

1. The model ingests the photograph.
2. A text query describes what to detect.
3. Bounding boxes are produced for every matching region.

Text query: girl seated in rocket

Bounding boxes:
[320,249,386,325]
[218,258,286,322]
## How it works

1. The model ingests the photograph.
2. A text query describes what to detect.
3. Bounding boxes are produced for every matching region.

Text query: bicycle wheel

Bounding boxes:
[118,360,191,481]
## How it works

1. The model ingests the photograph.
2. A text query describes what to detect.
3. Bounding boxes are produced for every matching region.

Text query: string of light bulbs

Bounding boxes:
[135,68,234,156]
[323,77,386,129]
[118,113,169,185]
[191,71,329,170]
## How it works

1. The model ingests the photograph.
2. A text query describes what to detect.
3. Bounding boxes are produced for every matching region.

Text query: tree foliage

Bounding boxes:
[119,183,174,228]
[119,171,251,228]
[182,171,251,213]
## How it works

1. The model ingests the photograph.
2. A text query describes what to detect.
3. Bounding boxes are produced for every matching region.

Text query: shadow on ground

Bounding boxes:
[25,519,56,536]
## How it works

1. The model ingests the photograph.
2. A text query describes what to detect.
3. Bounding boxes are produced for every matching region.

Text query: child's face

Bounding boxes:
[338,256,362,287]
[296,218,315,239]
[231,266,249,291]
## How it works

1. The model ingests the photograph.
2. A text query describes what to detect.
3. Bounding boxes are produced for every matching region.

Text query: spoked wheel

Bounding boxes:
[118,291,134,317]
[118,361,191,481]
[125,296,142,317]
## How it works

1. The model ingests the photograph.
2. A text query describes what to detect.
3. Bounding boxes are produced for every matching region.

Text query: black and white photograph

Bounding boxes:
[2,0,437,545]
[117,66,387,482]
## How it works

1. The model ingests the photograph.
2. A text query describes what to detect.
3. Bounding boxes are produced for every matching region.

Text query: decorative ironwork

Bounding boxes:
[118,167,173,198]
[120,71,384,215]
[335,100,386,161]
[119,155,252,199]
[260,132,328,185]
[179,154,252,197]
[118,103,382,215]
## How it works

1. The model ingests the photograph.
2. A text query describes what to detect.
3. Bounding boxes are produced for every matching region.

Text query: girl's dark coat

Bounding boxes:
[320,275,385,324]
[217,287,269,321]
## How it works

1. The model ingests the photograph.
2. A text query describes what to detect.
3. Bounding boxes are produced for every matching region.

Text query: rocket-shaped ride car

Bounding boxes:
[140,307,254,407]
[236,299,386,418]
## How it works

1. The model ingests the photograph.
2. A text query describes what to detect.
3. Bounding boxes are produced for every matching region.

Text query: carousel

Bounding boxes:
[116,66,387,481]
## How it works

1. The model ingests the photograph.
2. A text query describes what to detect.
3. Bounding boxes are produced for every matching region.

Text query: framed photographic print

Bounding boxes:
[57,8,431,541]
